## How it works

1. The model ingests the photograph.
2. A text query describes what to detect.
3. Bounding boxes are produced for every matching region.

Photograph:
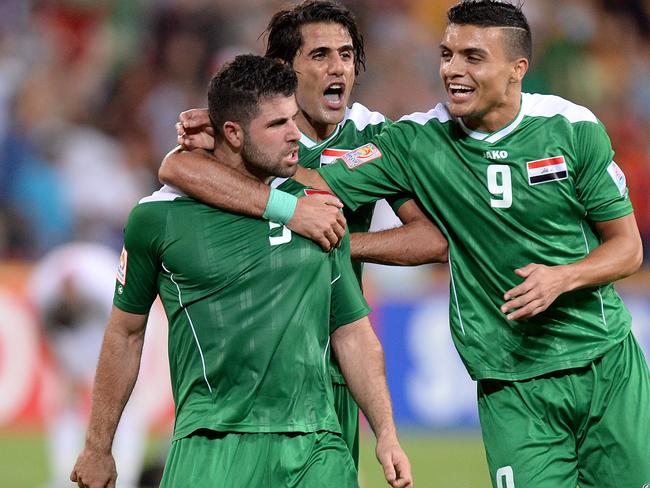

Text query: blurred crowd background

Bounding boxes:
[0,0,649,263]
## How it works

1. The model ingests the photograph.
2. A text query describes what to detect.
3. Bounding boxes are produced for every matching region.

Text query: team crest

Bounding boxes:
[320,148,349,167]
[342,143,382,169]
[116,246,128,285]
[526,156,568,185]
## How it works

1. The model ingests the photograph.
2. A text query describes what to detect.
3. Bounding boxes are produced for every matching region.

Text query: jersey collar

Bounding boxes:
[456,95,526,144]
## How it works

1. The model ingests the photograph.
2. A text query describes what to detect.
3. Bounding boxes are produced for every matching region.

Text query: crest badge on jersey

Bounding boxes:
[342,143,382,169]
[526,155,568,185]
[606,160,628,197]
[117,246,128,285]
[320,148,350,167]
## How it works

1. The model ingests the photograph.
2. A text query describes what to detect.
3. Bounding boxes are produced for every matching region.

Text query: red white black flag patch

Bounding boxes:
[526,156,568,185]
[342,143,382,169]
[117,246,128,285]
[320,148,349,167]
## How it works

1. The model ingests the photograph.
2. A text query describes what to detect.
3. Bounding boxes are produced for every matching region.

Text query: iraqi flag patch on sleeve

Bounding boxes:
[320,148,349,167]
[526,156,568,185]
[116,246,128,285]
[342,143,382,169]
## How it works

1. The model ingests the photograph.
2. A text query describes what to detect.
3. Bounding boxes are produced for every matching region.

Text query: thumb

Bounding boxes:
[514,263,538,278]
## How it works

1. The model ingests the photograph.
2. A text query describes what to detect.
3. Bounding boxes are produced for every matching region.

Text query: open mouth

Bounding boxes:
[324,83,345,105]
[448,83,475,98]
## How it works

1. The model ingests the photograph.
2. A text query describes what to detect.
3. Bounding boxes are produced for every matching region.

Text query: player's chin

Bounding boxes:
[277,163,298,178]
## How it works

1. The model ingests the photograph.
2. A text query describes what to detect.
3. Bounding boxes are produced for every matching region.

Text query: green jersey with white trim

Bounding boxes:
[275,102,409,283]
[320,93,634,381]
[276,103,407,384]
[113,184,370,440]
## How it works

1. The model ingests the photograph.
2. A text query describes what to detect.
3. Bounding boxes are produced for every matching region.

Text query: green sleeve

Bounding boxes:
[318,122,417,211]
[113,203,164,314]
[328,232,370,333]
[573,120,633,221]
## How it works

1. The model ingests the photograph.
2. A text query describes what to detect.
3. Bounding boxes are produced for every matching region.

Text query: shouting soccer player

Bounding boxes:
[159,0,448,470]
[70,55,411,488]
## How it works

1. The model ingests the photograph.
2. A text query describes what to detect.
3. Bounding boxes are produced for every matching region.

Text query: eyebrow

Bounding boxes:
[439,43,489,57]
[308,44,354,55]
[266,109,300,127]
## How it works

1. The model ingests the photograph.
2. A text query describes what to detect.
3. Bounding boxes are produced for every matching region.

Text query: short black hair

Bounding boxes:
[265,0,365,75]
[207,55,297,141]
[447,0,532,62]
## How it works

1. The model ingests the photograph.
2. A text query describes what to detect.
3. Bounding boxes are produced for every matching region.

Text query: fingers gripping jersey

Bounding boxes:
[114,184,369,440]
[320,93,634,381]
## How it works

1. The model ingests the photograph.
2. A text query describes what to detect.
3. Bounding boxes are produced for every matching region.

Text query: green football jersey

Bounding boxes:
[275,103,408,385]
[320,93,634,381]
[274,102,409,282]
[113,184,370,440]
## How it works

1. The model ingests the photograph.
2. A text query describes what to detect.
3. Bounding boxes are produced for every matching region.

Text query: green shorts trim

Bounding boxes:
[333,382,360,468]
[159,430,359,488]
[478,332,650,488]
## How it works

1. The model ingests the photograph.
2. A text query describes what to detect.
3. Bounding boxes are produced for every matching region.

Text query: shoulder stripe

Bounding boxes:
[344,102,386,130]
[138,185,186,204]
[397,103,452,125]
[522,93,598,124]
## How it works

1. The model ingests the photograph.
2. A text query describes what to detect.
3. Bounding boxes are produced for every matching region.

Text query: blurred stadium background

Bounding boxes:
[1,0,649,486]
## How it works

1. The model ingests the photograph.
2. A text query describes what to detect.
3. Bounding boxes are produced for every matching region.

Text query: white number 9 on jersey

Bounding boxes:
[487,164,512,209]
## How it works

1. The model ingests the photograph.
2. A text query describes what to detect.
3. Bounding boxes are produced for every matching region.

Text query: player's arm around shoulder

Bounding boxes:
[71,306,148,488]
[331,317,412,488]
[350,198,448,265]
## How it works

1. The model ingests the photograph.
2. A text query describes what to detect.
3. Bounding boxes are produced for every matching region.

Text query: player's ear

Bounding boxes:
[510,57,528,84]
[222,121,244,149]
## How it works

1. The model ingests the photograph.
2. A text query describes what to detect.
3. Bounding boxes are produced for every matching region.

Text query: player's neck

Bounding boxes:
[463,102,521,134]
[297,111,338,143]
[463,92,522,134]
[212,145,270,185]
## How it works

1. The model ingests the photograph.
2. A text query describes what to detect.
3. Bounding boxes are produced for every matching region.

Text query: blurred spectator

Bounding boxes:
[0,0,648,267]
[28,242,147,488]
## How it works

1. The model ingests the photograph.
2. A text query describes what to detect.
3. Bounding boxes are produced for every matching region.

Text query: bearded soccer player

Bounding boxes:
[158,0,448,469]
[70,55,411,488]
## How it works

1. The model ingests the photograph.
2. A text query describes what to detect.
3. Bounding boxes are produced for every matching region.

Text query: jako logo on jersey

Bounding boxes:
[320,148,350,167]
[484,150,508,160]
[606,160,628,197]
[117,246,128,285]
[342,143,382,169]
[526,156,568,185]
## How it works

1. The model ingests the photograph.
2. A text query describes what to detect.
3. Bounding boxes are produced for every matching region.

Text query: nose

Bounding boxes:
[287,119,301,142]
[441,53,465,78]
[327,53,345,76]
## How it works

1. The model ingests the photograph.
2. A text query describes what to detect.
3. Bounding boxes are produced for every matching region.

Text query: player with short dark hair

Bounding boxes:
[159,0,448,471]
[303,1,649,486]
[70,54,412,488]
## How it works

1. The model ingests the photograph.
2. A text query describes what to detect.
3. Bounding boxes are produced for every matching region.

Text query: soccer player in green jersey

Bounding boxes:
[70,55,412,488]
[157,0,448,470]
[298,2,648,487]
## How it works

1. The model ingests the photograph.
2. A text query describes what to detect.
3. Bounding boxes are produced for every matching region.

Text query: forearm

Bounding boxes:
[350,221,448,265]
[159,146,270,216]
[84,313,146,453]
[350,198,448,265]
[332,319,396,440]
[559,223,642,291]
